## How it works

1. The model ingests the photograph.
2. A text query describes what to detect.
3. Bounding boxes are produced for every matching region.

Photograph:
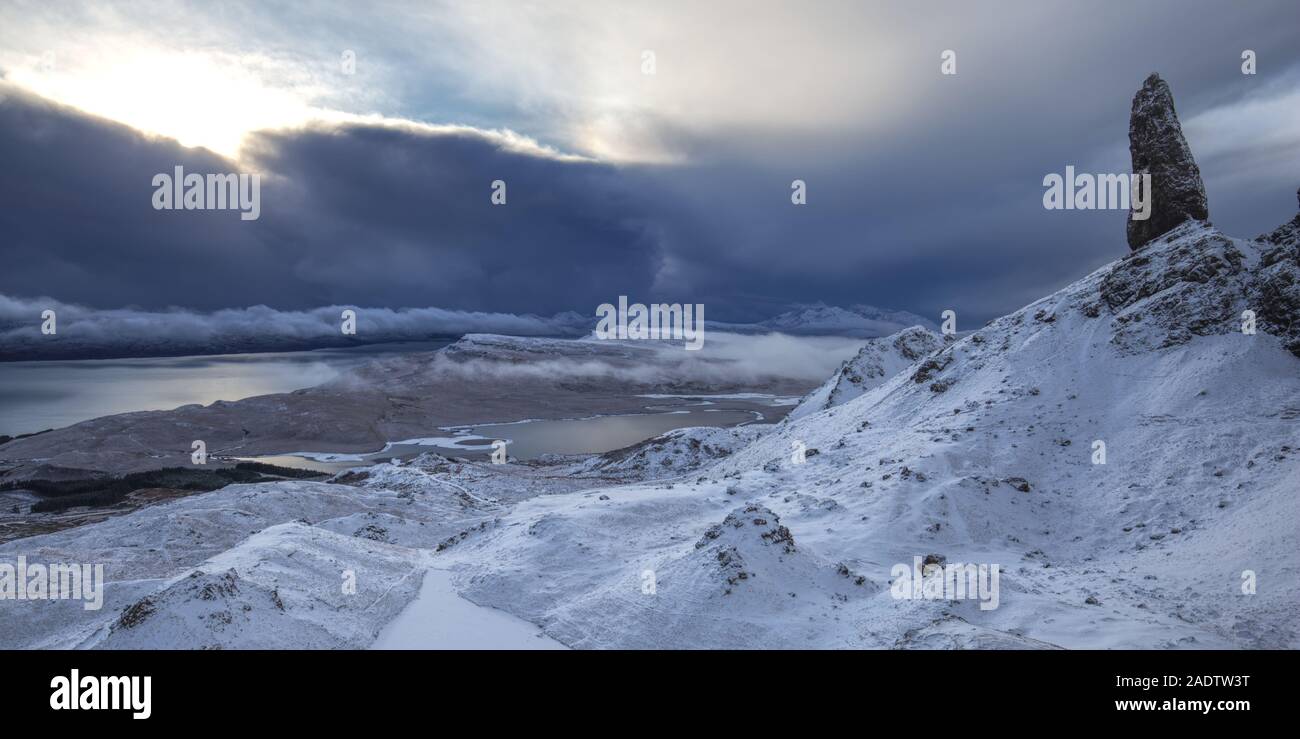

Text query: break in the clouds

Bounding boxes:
[0,0,1298,333]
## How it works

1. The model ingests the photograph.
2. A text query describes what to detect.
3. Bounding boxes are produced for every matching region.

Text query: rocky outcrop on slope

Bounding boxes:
[1259,188,1300,250]
[1101,222,1247,352]
[1253,189,1300,356]
[1127,73,1209,250]
[669,501,868,603]
[790,325,943,419]
[1094,217,1300,357]
[1108,73,1300,355]
[580,424,767,481]
[95,523,422,649]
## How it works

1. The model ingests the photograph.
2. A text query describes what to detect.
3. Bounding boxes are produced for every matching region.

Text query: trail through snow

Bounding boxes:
[371,568,567,650]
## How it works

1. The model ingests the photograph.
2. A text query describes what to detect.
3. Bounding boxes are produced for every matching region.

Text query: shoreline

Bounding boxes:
[0,334,826,480]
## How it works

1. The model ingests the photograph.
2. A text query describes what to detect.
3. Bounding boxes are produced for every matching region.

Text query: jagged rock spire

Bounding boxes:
[1126,73,1209,250]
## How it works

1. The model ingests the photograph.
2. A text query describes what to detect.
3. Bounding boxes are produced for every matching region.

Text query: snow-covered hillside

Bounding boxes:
[7,110,1300,652]
[569,424,769,481]
[4,220,1296,650]
[788,325,943,421]
[437,221,1299,649]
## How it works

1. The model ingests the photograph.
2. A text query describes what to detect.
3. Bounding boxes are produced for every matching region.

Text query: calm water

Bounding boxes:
[0,341,450,436]
[245,400,790,473]
[1,342,794,468]
[243,398,790,473]
[469,407,763,458]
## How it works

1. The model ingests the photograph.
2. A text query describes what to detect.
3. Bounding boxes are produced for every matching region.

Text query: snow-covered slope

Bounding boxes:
[94,523,424,649]
[572,424,769,481]
[0,475,475,649]
[788,325,943,421]
[439,221,1300,649]
[3,221,1297,650]
[0,455,600,649]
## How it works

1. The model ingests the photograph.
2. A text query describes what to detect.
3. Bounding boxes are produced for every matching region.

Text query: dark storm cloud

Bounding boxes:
[1,0,1299,332]
[241,123,661,314]
[0,85,663,316]
[0,86,291,311]
[609,0,1300,325]
[0,293,591,361]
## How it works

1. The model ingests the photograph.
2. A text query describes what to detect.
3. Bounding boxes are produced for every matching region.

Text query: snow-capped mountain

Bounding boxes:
[715,302,937,337]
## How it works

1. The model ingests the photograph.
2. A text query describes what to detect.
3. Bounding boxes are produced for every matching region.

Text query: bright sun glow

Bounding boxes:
[7,49,321,160]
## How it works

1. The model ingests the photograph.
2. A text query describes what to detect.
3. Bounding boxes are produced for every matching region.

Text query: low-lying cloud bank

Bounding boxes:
[0,294,932,362]
[414,331,868,388]
[0,294,590,361]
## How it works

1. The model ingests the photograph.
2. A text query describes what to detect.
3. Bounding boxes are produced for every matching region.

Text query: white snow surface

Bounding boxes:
[3,223,1297,649]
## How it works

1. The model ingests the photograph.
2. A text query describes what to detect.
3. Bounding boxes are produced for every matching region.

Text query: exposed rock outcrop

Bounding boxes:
[1127,73,1209,250]
[1101,222,1247,352]
[788,325,943,420]
[1257,187,1300,250]
[1253,188,1300,356]
[1112,74,1299,356]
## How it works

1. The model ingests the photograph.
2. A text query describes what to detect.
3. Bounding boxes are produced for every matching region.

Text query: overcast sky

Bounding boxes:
[1,0,1297,324]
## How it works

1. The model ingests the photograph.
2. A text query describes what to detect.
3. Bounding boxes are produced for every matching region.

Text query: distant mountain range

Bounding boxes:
[719,302,938,337]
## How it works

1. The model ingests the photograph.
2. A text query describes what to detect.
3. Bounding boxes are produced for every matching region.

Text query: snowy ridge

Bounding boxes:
[788,325,943,421]
[92,523,423,650]
[574,424,768,481]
